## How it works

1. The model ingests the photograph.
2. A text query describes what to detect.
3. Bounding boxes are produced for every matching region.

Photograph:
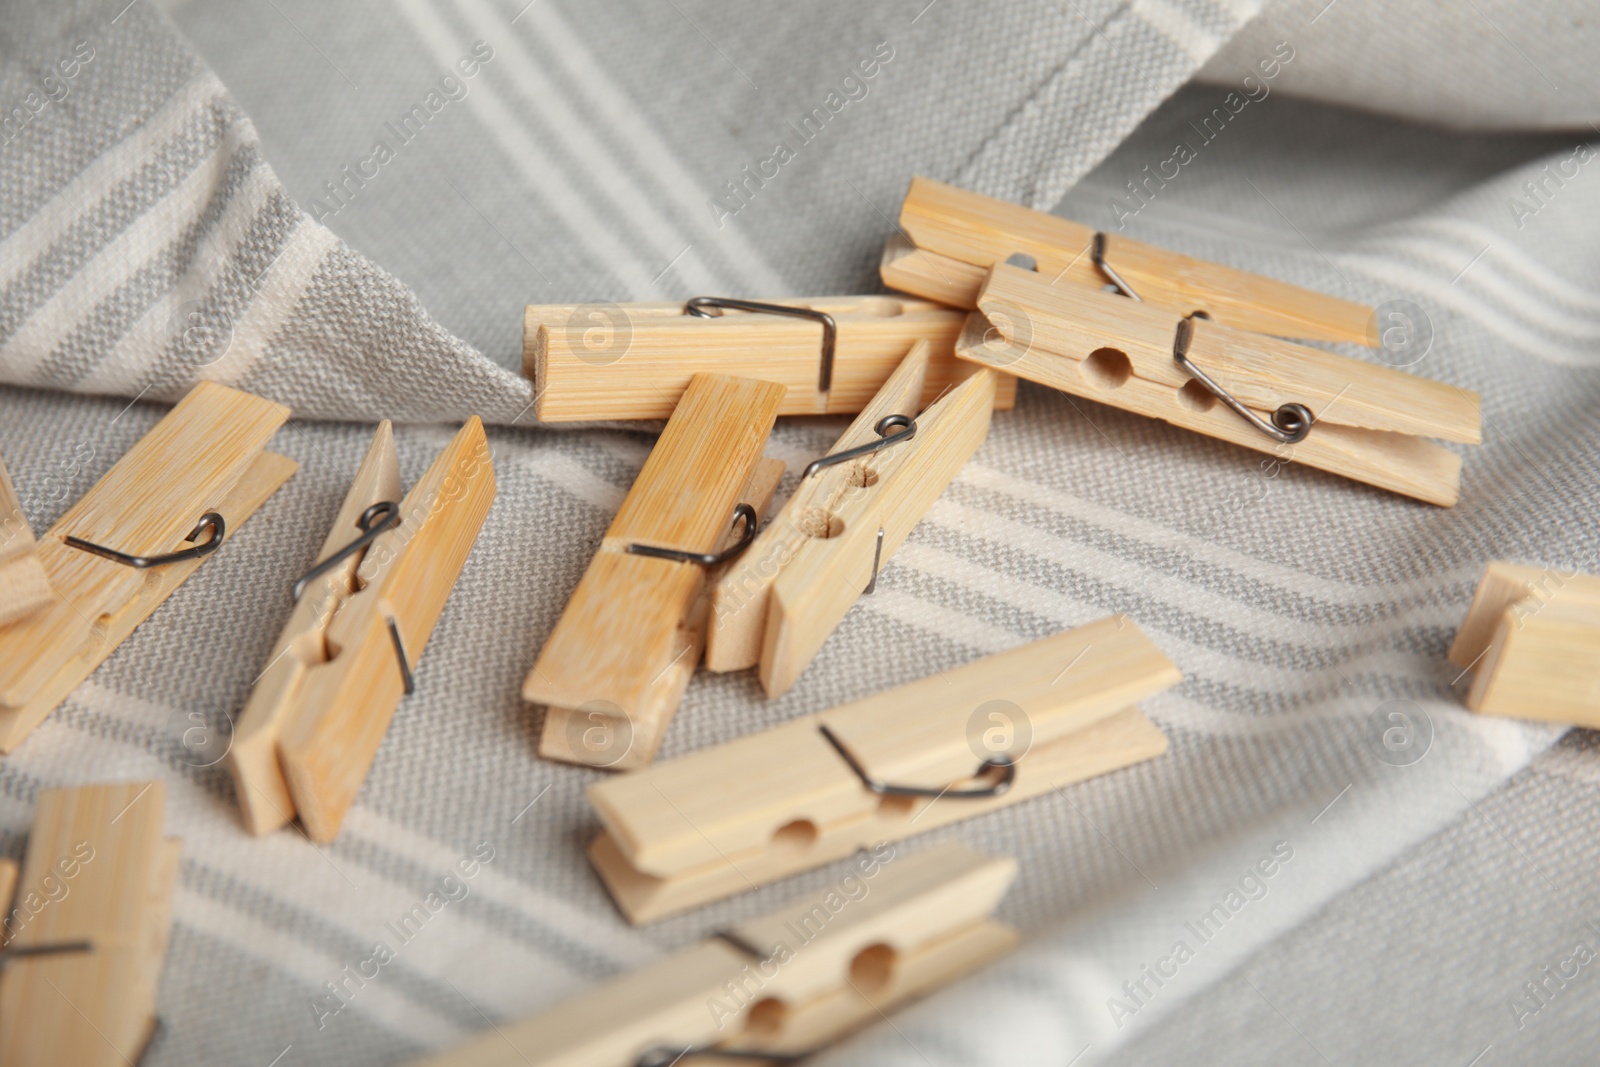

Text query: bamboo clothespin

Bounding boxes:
[957,262,1481,505]
[526,374,789,771]
[0,383,297,753]
[0,781,180,1067]
[883,175,1379,346]
[1448,561,1600,727]
[588,617,1180,923]
[409,841,1018,1067]
[0,454,52,626]
[705,342,998,696]
[525,294,1017,421]
[228,418,496,842]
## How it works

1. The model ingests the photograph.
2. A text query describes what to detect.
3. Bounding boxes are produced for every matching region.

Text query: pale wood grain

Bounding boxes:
[528,295,1015,420]
[0,453,51,626]
[539,457,787,771]
[406,842,1015,1067]
[594,621,1177,878]
[590,707,1165,923]
[228,423,402,835]
[0,447,298,753]
[526,376,785,769]
[706,343,933,674]
[0,782,178,1067]
[879,232,987,309]
[1453,562,1600,726]
[957,310,1464,506]
[0,383,292,739]
[760,364,997,696]
[982,262,1480,442]
[279,419,496,843]
[898,175,1377,346]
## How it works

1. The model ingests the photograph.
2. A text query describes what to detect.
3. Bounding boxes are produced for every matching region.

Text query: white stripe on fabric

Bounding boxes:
[340,807,658,973]
[504,0,791,294]
[451,0,729,293]
[3,142,235,381]
[175,888,468,1047]
[389,0,665,301]
[77,162,281,393]
[208,217,341,387]
[1130,0,1228,65]
[1341,253,1600,366]
[50,683,591,1019]
[0,73,227,288]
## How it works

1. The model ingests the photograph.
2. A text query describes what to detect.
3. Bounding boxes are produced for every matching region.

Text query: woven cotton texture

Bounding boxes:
[0,0,1597,1064]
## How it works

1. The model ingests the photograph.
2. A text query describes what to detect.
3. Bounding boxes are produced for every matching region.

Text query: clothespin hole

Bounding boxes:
[848,943,899,994]
[844,462,879,489]
[859,296,905,318]
[741,998,789,1038]
[797,508,845,540]
[1177,379,1219,413]
[876,794,917,819]
[769,818,818,854]
[1083,347,1134,390]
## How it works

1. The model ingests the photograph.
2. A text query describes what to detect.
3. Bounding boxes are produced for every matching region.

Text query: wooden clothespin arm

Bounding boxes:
[228,421,403,836]
[0,782,180,1067]
[406,842,1018,1067]
[588,617,1180,922]
[958,262,1480,506]
[526,374,787,771]
[526,295,1015,421]
[1449,561,1600,726]
[886,175,1378,346]
[707,342,998,697]
[0,453,52,626]
[264,418,496,843]
[0,382,297,753]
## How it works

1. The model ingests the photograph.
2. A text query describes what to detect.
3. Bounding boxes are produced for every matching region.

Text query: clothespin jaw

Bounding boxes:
[1449,562,1600,727]
[0,383,298,753]
[228,421,403,836]
[887,175,1379,347]
[706,342,998,697]
[957,261,1480,506]
[406,841,1019,1067]
[526,374,788,771]
[236,418,497,844]
[0,453,52,626]
[588,617,1179,923]
[0,782,180,1067]
[525,294,1016,421]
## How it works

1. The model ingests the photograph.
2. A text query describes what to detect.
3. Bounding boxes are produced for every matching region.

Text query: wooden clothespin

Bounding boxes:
[883,175,1378,346]
[0,781,180,1066]
[0,453,52,626]
[525,294,1017,421]
[588,617,1179,922]
[0,383,297,753]
[409,841,1018,1067]
[705,343,998,696]
[228,418,496,842]
[526,374,788,770]
[957,262,1481,505]
[1448,561,1600,726]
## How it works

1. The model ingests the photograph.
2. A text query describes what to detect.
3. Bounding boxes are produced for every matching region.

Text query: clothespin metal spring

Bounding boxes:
[1173,315,1314,445]
[686,297,838,396]
[65,511,225,568]
[290,500,401,602]
[628,503,759,568]
[800,414,917,480]
[819,723,1016,799]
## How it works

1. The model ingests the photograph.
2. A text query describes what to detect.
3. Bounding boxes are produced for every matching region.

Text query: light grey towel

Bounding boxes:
[1,0,1597,1065]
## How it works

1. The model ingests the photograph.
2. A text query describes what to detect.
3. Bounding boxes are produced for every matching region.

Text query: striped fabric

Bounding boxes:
[0,0,1597,1065]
